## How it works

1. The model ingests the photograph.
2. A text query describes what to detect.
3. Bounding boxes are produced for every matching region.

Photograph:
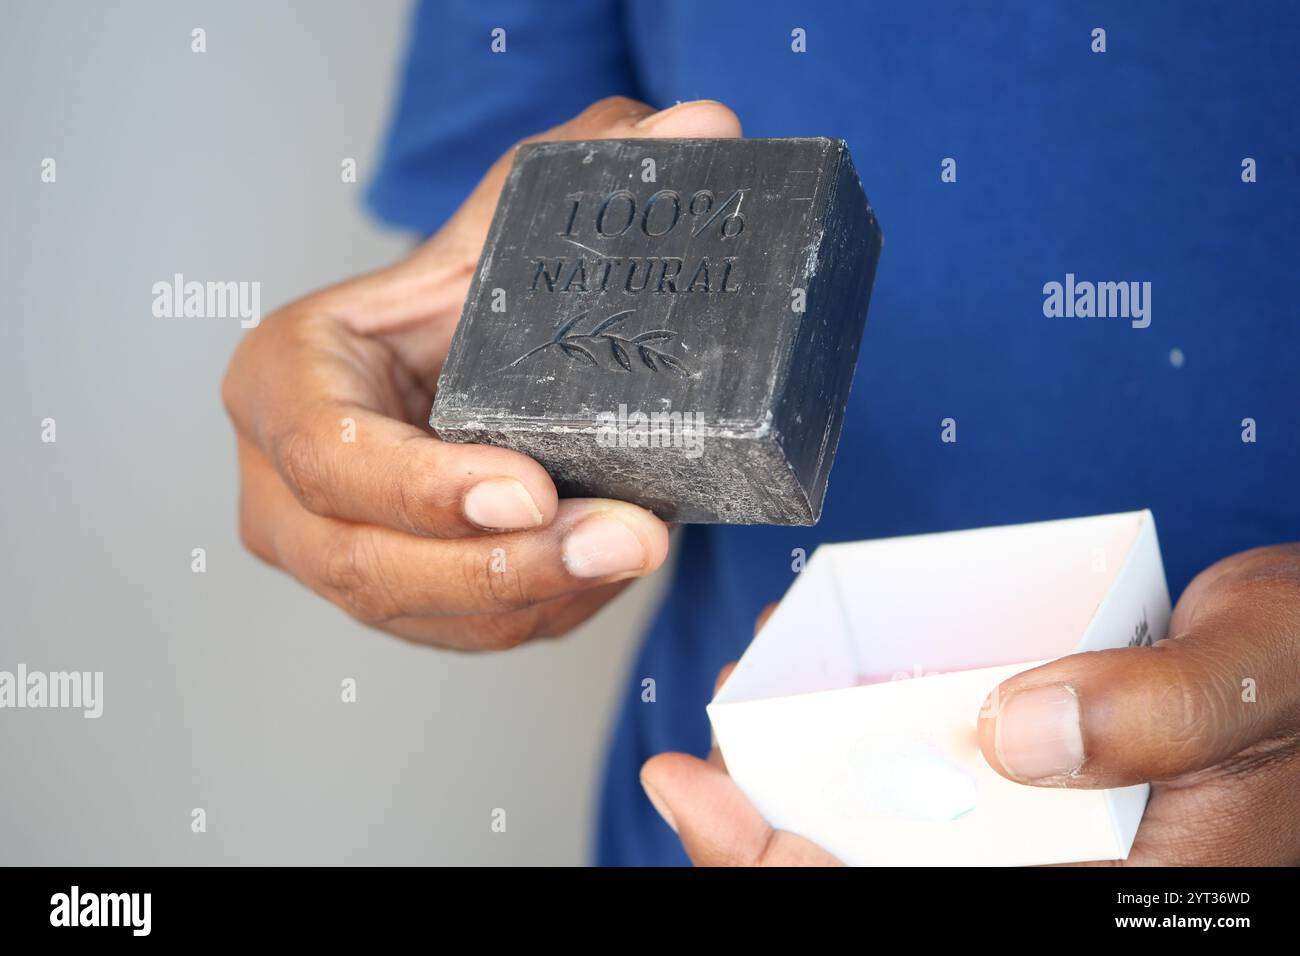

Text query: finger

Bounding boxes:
[225,318,560,537]
[380,581,632,651]
[978,558,1300,787]
[754,602,779,635]
[640,754,842,867]
[240,442,668,623]
[426,97,744,264]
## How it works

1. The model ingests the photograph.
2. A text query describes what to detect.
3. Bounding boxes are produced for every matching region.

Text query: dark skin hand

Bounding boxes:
[222,98,741,649]
[642,544,1300,865]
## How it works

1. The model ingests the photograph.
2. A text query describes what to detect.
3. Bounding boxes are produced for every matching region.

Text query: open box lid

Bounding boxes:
[714,510,1163,705]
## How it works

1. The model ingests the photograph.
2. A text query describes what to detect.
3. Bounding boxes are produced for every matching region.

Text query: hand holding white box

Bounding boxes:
[707,510,1171,866]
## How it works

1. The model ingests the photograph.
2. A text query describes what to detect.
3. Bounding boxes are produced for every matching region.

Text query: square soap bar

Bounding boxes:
[430,137,883,524]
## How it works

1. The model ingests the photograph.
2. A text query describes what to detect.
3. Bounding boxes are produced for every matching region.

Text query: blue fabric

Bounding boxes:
[368,1,1300,866]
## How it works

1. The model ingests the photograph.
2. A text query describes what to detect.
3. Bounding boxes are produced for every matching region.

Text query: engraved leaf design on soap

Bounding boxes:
[560,342,597,365]
[509,309,692,376]
[588,309,633,335]
[654,352,690,375]
[552,310,589,339]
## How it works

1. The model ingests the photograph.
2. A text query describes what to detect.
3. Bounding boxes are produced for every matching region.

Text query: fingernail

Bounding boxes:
[562,514,647,578]
[640,776,678,833]
[994,685,1084,781]
[633,100,710,129]
[463,478,543,531]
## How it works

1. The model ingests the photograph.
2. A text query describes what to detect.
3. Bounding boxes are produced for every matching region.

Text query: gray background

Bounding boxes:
[0,0,665,865]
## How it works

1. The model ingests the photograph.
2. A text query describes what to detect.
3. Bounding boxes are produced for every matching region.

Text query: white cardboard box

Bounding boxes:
[707,510,1171,866]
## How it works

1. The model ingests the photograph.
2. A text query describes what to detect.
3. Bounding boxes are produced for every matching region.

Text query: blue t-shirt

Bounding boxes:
[368,0,1300,865]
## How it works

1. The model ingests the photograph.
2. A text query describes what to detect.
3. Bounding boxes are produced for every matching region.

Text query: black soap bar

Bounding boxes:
[431,137,883,524]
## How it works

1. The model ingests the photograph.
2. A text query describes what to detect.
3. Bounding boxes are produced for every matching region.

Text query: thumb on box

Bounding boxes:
[976,610,1291,788]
